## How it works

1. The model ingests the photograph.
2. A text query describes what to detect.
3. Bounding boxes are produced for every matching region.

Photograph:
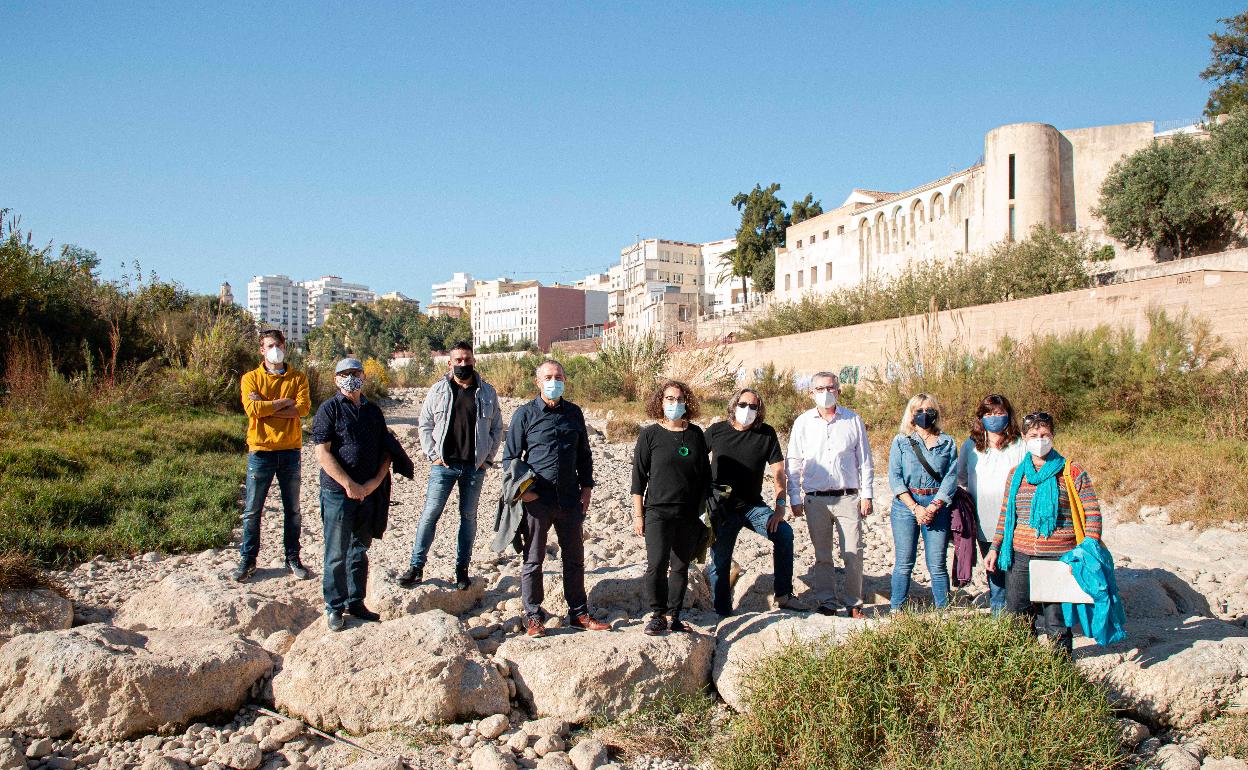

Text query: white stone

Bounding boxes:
[537,564,711,616]
[365,570,486,620]
[211,744,262,770]
[0,590,72,644]
[535,753,575,770]
[1152,745,1201,770]
[469,745,516,770]
[568,738,608,770]
[114,573,318,640]
[477,715,509,741]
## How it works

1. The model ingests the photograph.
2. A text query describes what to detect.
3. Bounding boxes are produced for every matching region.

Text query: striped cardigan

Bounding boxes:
[992,461,1101,557]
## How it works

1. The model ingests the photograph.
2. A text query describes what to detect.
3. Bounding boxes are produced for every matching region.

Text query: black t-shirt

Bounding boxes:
[441,376,478,463]
[630,422,711,515]
[705,420,784,512]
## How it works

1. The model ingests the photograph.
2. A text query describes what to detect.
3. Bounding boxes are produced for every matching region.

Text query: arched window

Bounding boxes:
[859,218,871,259]
[874,212,887,255]
[950,184,965,221]
[910,199,926,241]
[930,192,945,222]
[891,206,903,252]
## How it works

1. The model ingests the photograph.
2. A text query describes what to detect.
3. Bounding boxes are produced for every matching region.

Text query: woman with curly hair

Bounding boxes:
[631,380,711,635]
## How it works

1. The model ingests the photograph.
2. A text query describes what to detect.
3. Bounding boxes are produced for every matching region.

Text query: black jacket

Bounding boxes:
[360,430,415,539]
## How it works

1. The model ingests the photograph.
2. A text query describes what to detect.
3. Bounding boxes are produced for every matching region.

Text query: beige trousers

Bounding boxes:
[803,494,864,610]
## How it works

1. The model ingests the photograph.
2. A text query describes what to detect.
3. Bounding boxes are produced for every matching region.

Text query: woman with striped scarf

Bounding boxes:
[985,412,1102,656]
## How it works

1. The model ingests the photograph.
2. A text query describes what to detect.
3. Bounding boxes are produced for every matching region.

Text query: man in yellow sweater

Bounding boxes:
[233,328,312,582]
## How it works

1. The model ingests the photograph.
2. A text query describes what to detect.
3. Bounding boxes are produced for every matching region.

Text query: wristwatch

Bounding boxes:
[776,496,787,507]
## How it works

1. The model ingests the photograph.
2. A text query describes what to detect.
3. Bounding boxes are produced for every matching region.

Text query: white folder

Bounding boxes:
[1029,559,1093,604]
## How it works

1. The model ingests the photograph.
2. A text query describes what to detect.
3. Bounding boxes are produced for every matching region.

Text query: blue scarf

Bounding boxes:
[998,450,1065,571]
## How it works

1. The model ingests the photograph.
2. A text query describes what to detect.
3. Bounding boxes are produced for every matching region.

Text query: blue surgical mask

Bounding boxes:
[664,402,686,420]
[542,379,564,400]
[982,414,1009,434]
[912,408,938,430]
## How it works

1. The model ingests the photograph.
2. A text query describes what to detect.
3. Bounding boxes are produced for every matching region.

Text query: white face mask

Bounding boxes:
[1026,437,1053,458]
[813,390,837,410]
[265,346,285,365]
[734,405,757,426]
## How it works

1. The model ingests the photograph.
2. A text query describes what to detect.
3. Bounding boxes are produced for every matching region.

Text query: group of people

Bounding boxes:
[236,331,1104,652]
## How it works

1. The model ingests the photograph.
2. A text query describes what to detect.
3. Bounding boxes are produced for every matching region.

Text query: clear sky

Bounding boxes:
[2,1,1238,304]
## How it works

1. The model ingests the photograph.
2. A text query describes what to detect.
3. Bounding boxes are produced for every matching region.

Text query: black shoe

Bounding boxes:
[669,617,688,633]
[326,611,345,632]
[397,565,422,588]
[643,615,668,636]
[230,559,256,583]
[286,557,310,580]
[455,566,472,591]
[347,602,381,622]
[815,605,839,617]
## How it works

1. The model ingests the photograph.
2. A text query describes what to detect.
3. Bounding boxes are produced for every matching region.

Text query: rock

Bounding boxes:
[0,624,273,741]
[533,736,564,756]
[365,569,486,620]
[470,745,516,770]
[1117,569,1212,619]
[267,720,303,744]
[535,753,575,770]
[261,632,296,657]
[712,611,864,711]
[539,565,710,616]
[0,740,24,770]
[499,629,714,723]
[272,612,509,732]
[1203,759,1248,770]
[141,757,191,770]
[1076,617,1248,729]
[1116,717,1150,748]
[114,573,318,640]
[43,758,73,770]
[341,759,403,770]
[212,744,262,770]
[0,589,73,644]
[25,739,52,759]
[505,732,530,752]
[477,714,509,740]
[521,718,566,739]
[568,738,608,770]
[1152,745,1201,770]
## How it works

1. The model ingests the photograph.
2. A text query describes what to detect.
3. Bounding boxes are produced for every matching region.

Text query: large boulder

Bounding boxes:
[497,628,714,723]
[0,624,273,741]
[1076,616,1248,729]
[113,572,319,639]
[365,569,485,620]
[272,611,508,732]
[538,564,711,617]
[1115,568,1211,619]
[0,589,73,643]
[712,611,865,711]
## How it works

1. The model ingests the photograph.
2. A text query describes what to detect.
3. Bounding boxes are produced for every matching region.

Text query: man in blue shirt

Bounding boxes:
[503,359,611,637]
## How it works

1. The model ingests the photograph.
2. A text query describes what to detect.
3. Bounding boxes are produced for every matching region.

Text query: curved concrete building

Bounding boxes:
[984,122,1063,243]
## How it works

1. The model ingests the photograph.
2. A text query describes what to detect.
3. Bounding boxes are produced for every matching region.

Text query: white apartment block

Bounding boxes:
[699,237,752,316]
[303,275,376,327]
[247,275,310,343]
[619,239,704,339]
[431,272,474,308]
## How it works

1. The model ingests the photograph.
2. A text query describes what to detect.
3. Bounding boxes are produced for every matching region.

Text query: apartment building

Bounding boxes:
[431,272,474,308]
[246,275,310,343]
[471,284,608,351]
[303,275,376,327]
[619,239,704,341]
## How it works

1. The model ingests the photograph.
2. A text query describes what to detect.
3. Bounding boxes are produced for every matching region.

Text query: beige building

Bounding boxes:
[700,237,752,316]
[431,272,474,309]
[773,120,1161,303]
[303,275,376,327]
[619,239,705,341]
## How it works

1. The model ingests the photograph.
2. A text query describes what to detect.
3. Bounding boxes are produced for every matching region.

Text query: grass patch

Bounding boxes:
[716,613,1122,770]
[0,551,64,594]
[592,688,720,765]
[1205,712,1248,760]
[0,408,247,567]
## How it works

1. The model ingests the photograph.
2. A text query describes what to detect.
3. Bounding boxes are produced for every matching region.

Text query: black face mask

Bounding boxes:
[453,364,475,381]
[912,408,938,429]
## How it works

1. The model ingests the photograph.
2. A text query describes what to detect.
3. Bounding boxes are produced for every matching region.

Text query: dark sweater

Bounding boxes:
[631,422,711,515]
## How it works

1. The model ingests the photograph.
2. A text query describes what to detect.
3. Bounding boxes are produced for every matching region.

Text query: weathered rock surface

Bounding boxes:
[272,611,508,732]
[113,572,318,639]
[0,738,25,770]
[1202,758,1248,770]
[713,611,866,711]
[538,564,711,616]
[0,589,73,643]
[498,628,713,723]
[470,744,517,770]
[1076,617,1248,729]
[0,624,272,741]
[364,569,485,620]
[211,743,262,770]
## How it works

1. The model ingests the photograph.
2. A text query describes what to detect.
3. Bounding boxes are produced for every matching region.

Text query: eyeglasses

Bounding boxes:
[662,395,687,403]
[1023,412,1053,425]
[812,385,839,394]
[736,402,760,411]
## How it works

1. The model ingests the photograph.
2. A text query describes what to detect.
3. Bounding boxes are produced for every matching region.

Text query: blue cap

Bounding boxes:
[335,357,364,374]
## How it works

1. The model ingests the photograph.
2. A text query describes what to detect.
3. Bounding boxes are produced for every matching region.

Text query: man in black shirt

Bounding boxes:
[704,387,809,616]
[312,358,392,631]
[399,341,503,590]
[502,359,610,637]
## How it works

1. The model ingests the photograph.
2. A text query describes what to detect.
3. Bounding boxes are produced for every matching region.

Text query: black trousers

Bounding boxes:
[521,501,587,621]
[643,507,704,618]
[1004,550,1073,656]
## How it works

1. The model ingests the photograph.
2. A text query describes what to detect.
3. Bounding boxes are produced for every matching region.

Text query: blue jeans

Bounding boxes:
[240,449,302,562]
[890,492,951,610]
[706,503,794,616]
[978,537,1007,613]
[321,485,373,613]
[408,461,485,570]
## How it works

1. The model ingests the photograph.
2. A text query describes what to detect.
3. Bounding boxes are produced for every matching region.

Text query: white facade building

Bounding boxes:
[619,239,704,339]
[698,238,751,316]
[303,275,376,328]
[431,272,474,308]
[247,275,310,343]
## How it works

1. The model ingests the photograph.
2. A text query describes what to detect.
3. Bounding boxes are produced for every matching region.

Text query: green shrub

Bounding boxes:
[605,418,641,443]
[591,334,667,401]
[593,688,719,764]
[717,613,1121,770]
[749,363,808,433]
[1205,712,1248,760]
[476,353,543,398]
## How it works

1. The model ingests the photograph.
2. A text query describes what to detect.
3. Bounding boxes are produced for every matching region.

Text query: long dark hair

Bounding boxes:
[969,393,1021,452]
[645,380,701,421]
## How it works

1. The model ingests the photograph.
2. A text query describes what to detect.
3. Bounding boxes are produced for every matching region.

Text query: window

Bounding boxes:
[810,234,817,244]
[1008,205,1016,242]
[826,261,834,281]
[797,271,804,288]
[810,267,817,284]
[796,239,803,248]
[784,274,791,291]
[1008,154,1016,200]
[823,230,830,239]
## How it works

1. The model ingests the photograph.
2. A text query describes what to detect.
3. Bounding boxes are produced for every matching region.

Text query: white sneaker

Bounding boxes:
[771,593,813,612]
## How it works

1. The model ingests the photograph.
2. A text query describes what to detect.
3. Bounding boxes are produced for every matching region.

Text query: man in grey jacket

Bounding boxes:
[399,341,504,590]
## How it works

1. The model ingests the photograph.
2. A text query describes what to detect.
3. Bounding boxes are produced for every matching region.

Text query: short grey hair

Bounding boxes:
[810,371,839,389]
[534,358,565,377]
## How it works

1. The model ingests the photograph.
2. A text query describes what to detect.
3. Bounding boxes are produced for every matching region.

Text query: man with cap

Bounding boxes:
[312,358,392,631]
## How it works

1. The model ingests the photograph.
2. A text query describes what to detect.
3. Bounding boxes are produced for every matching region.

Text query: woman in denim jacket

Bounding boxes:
[887,393,959,611]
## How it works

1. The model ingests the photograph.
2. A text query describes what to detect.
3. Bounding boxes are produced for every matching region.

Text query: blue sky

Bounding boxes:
[1,1,1237,304]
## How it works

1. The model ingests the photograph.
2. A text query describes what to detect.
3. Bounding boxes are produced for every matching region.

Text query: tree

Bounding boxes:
[1094,134,1233,259]
[726,183,788,299]
[790,193,824,224]
[1202,10,1248,117]
[1209,108,1248,218]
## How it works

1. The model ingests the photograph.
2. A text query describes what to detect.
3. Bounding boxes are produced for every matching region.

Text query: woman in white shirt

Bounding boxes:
[956,393,1025,614]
